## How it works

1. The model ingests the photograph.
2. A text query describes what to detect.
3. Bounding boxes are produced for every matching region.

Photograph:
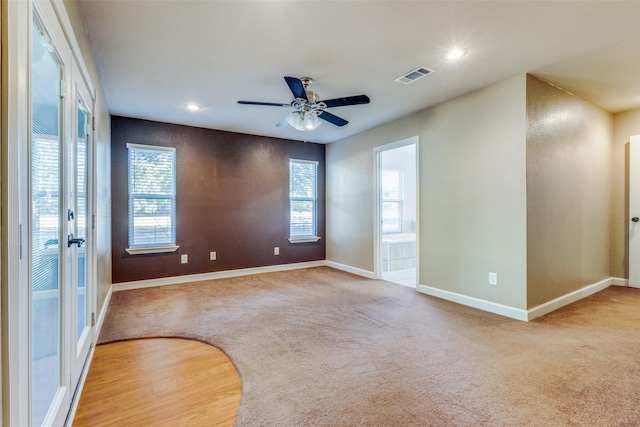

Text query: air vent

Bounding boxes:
[395,67,435,85]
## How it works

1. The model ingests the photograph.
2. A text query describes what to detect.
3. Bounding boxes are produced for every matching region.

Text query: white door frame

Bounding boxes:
[4,0,98,425]
[373,136,419,284]
[629,135,640,289]
[5,0,32,424]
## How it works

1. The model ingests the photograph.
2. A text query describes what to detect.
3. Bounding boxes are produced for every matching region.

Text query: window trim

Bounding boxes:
[125,245,179,255]
[288,236,322,244]
[289,158,321,243]
[126,143,178,254]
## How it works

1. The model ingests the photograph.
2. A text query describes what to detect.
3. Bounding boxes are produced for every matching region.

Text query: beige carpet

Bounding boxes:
[99,267,640,426]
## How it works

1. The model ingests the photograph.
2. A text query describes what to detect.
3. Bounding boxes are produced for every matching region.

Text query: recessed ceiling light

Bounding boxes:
[186,103,202,111]
[444,48,468,61]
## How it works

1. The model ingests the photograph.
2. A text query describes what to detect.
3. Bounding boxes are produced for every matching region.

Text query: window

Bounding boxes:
[289,159,321,243]
[381,169,402,233]
[126,143,178,254]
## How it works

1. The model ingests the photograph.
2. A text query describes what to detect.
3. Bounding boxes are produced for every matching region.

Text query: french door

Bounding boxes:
[71,62,94,387]
[29,2,94,425]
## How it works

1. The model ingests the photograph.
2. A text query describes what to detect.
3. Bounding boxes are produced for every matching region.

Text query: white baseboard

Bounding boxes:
[324,261,376,279]
[67,344,95,425]
[418,277,620,322]
[611,277,629,287]
[416,284,529,321]
[109,261,624,321]
[526,277,612,320]
[111,260,376,292]
[96,284,113,334]
[112,260,326,292]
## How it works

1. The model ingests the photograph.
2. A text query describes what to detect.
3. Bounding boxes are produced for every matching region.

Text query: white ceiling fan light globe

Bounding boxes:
[286,111,322,131]
[286,111,304,131]
[304,112,322,131]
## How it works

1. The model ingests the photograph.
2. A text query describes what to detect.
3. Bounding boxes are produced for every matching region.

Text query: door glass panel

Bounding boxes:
[76,99,89,341]
[31,17,63,426]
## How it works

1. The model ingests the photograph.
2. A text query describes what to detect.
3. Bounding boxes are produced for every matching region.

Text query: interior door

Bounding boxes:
[629,135,640,288]
[70,66,93,387]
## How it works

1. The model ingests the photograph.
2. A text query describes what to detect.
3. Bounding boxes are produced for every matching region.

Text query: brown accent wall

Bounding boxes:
[111,116,325,283]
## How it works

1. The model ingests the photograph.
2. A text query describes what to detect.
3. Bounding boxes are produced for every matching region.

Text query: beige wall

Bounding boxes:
[525,76,612,307]
[63,0,112,311]
[327,75,528,309]
[328,74,620,312]
[611,108,640,279]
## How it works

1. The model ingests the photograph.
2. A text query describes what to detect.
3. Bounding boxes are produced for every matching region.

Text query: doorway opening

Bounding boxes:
[376,138,418,288]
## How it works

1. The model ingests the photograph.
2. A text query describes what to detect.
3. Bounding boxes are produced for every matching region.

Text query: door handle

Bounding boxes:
[633,217,639,223]
[68,234,85,248]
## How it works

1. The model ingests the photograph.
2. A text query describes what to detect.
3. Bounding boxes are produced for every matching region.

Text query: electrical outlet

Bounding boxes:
[489,272,497,285]
[210,251,216,261]
[274,247,279,255]
[181,254,188,264]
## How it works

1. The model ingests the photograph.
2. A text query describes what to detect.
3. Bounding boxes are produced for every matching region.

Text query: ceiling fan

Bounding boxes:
[238,76,370,131]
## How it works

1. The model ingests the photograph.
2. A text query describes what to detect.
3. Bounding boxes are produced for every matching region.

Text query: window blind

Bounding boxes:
[127,144,176,247]
[381,169,402,233]
[289,159,318,237]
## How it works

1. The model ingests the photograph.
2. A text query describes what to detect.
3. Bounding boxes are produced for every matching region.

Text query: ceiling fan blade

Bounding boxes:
[321,95,370,108]
[276,116,290,127]
[238,100,290,107]
[284,76,308,100]
[319,111,348,127]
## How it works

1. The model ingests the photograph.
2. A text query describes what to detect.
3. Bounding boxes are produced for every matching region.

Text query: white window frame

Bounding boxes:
[288,159,321,243]
[125,143,178,254]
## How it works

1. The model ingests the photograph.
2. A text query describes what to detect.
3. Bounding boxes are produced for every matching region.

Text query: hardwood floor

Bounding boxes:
[73,338,241,426]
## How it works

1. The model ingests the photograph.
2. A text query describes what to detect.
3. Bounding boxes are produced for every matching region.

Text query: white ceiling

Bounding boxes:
[78,1,640,144]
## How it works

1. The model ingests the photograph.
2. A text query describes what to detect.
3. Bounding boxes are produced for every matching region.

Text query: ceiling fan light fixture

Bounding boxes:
[238,76,368,131]
[286,111,322,132]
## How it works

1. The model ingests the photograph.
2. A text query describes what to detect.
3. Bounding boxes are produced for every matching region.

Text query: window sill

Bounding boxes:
[288,236,322,244]
[125,245,180,255]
